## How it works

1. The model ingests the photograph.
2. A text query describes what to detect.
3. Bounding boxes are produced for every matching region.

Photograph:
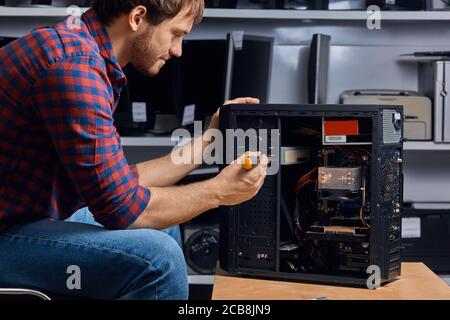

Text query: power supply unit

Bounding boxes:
[219,104,404,287]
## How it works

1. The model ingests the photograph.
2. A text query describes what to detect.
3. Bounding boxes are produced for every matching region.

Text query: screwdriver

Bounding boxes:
[242,153,260,170]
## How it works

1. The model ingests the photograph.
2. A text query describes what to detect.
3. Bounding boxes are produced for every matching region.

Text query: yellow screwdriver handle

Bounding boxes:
[242,154,258,170]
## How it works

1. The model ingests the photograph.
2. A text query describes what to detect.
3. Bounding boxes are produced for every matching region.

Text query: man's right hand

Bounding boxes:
[212,152,269,206]
[130,151,268,230]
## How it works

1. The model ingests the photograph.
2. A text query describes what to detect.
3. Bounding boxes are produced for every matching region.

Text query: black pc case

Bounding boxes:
[219,104,404,287]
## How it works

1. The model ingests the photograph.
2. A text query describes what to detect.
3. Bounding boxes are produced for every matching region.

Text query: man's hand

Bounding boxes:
[207,97,260,131]
[212,152,268,206]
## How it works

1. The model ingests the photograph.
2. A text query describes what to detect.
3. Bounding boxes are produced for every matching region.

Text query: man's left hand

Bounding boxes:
[207,97,260,131]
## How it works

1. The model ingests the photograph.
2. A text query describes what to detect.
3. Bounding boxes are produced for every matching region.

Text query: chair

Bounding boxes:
[0,288,51,300]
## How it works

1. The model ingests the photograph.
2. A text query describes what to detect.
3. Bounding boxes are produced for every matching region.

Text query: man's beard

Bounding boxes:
[130,27,158,77]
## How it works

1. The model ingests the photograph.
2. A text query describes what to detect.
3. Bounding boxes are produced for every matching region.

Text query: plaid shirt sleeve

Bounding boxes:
[32,56,150,229]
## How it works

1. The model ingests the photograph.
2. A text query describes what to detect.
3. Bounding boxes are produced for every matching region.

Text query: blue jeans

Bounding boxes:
[0,208,188,300]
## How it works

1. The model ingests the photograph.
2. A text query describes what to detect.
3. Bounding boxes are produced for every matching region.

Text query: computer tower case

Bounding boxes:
[219,104,404,287]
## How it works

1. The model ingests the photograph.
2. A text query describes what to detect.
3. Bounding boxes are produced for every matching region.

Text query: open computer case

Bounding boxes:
[219,104,404,287]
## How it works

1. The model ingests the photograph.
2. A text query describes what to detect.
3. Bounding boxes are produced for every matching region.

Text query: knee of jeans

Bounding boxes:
[136,229,187,277]
[139,230,188,299]
[162,226,183,249]
[158,232,186,275]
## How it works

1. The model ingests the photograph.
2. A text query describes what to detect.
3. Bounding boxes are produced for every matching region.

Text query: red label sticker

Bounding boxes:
[324,120,359,136]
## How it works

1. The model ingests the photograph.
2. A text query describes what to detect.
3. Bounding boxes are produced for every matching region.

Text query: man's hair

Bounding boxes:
[90,0,204,26]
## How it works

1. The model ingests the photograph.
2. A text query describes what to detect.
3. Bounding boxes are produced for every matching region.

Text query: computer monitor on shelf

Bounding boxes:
[308,33,331,104]
[225,32,274,104]
[114,33,274,136]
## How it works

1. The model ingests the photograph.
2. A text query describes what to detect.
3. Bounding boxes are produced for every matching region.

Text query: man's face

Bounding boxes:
[130,10,194,77]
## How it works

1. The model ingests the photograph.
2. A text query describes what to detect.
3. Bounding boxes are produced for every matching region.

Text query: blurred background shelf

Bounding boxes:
[1,7,450,21]
[404,141,450,151]
[188,275,215,285]
[121,138,450,151]
[120,136,177,147]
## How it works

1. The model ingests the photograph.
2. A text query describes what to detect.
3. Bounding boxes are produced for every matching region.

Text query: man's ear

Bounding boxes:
[128,5,148,32]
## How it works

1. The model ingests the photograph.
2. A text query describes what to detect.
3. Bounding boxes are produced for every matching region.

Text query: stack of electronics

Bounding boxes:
[367,0,450,10]
[341,90,432,141]
[396,51,450,274]
[219,103,404,287]
[309,34,434,142]
[114,32,274,136]
[205,0,357,10]
[418,58,450,143]
[395,50,450,143]
[401,207,450,274]
[204,0,450,10]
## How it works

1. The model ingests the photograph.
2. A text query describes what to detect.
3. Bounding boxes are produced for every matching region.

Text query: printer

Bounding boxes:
[341,90,432,141]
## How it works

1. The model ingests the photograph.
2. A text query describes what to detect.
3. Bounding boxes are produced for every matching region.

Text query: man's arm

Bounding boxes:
[134,135,207,187]
[130,153,268,230]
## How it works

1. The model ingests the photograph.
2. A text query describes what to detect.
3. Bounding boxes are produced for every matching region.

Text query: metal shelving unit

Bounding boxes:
[121,138,450,151]
[1,6,450,21]
[188,275,215,285]
[203,8,450,21]
[120,136,177,147]
[0,6,77,17]
[404,141,450,151]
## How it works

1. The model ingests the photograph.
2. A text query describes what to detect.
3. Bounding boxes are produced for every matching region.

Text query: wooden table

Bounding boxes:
[212,263,450,300]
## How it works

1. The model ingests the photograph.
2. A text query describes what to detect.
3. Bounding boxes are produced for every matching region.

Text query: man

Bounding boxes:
[0,0,268,300]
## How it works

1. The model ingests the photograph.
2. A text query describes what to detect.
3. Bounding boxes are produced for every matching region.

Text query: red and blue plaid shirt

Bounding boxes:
[0,9,151,232]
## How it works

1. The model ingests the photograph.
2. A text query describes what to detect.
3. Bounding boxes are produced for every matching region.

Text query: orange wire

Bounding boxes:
[295,180,316,193]
[296,167,318,189]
